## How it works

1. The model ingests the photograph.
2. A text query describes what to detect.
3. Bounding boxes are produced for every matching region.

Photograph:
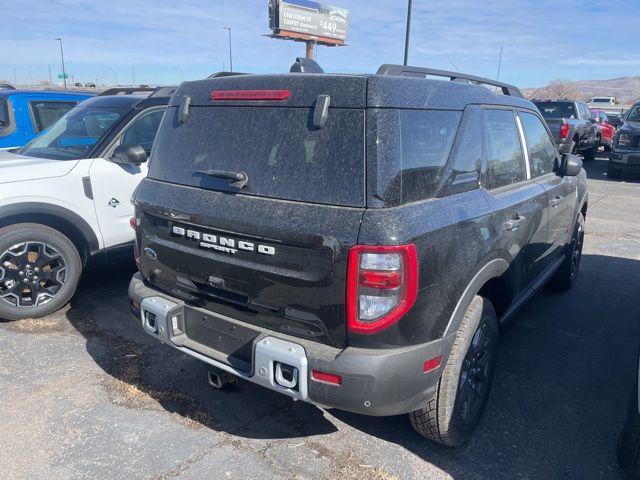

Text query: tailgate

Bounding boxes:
[135,179,363,349]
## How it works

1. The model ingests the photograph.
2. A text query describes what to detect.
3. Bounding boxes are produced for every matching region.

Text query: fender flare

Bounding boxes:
[443,258,510,338]
[0,202,100,253]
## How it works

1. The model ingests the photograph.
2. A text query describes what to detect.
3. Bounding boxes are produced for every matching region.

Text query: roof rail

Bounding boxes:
[376,64,524,98]
[149,86,177,98]
[98,87,156,96]
[207,71,249,79]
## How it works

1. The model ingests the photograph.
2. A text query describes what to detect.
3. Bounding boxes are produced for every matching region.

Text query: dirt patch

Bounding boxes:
[2,317,66,334]
[329,451,398,480]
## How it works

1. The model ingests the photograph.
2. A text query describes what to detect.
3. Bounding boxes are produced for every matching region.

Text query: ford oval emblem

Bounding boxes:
[143,247,158,260]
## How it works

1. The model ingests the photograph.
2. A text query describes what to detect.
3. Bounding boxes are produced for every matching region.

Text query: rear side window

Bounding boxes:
[30,101,77,133]
[483,109,526,189]
[0,99,10,135]
[149,107,365,207]
[519,112,557,177]
[368,109,461,205]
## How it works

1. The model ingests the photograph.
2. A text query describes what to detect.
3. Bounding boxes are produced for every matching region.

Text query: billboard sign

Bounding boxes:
[270,0,349,44]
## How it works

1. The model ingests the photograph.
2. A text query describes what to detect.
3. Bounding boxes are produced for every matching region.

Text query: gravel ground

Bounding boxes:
[1,155,639,480]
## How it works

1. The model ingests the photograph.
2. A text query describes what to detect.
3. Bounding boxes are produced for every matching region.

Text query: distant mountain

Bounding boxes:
[523,76,640,104]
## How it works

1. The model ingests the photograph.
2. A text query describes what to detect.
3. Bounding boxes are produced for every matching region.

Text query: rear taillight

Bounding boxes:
[346,244,418,334]
[560,123,570,139]
[130,216,140,268]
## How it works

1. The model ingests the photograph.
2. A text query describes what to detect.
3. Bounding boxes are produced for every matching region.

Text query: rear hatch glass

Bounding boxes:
[148,106,365,207]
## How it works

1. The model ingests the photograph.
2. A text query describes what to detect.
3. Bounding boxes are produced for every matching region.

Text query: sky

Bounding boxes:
[1,0,639,88]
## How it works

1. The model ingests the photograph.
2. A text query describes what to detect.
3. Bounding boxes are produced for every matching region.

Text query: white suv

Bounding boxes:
[0,89,172,320]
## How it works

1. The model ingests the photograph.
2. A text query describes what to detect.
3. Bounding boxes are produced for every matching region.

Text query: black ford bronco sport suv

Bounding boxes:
[128,62,588,446]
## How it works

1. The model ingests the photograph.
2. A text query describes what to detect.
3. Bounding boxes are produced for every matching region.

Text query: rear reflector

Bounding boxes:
[423,356,442,373]
[311,370,342,385]
[211,89,291,101]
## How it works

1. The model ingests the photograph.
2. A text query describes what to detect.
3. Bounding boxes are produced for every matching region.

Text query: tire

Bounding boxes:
[409,295,498,447]
[617,375,640,479]
[549,213,585,292]
[582,144,597,161]
[0,223,82,321]
[608,165,623,180]
[604,144,611,152]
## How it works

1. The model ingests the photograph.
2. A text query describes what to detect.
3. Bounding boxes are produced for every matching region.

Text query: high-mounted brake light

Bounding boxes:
[560,123,570,139]
[211,89,291,101]
[347,244,418,335]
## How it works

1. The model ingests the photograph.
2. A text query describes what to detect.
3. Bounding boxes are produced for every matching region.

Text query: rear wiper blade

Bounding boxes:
[197,169,248,189]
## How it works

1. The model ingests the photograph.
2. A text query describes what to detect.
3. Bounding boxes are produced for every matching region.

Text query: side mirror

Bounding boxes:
[111,143,147,165]
[561,153,582,177]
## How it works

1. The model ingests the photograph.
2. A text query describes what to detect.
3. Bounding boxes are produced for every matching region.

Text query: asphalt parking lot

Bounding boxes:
[1,154,639,480]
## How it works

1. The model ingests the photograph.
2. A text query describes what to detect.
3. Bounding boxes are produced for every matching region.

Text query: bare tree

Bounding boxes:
[530,79,581,100]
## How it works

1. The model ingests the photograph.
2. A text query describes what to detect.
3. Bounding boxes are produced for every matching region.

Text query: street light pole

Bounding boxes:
[223,26,232,72]
[403,0,413,66]
[54,37,67,90]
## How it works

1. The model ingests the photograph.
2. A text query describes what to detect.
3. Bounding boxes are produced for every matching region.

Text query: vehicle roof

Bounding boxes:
[170,73,534,111]
[0,89,93,99]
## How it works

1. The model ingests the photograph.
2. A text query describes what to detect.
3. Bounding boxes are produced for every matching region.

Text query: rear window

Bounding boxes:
[149,107,365,207]
[534,101,577,120]
[368,109,461,206]
[30,101,77,133]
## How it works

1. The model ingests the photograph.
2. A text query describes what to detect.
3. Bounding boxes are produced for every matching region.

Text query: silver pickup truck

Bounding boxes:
[534,100,599,161]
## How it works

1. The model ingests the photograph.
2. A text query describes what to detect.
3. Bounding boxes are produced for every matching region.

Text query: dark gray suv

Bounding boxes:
[128,62,588,446]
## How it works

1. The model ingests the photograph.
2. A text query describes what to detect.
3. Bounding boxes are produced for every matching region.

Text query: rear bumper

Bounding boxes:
[611,151,640,168]
[129,272,454,416]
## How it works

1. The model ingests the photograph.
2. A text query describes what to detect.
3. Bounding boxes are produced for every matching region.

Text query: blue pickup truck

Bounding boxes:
[0,88,93,149]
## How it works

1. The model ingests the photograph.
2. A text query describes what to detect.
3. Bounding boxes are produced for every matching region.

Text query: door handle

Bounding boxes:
[504,215,526,232]
[549,195,564,207]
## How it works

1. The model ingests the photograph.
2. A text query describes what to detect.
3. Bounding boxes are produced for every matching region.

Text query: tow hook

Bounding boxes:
[274,362,298,389]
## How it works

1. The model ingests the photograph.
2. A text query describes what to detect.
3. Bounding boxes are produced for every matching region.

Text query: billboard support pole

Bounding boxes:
[305,41,315,59]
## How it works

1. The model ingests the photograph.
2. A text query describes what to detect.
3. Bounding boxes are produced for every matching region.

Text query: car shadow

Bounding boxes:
[64,261,337,440]
[334,252,640,478]
[62,251,640,478]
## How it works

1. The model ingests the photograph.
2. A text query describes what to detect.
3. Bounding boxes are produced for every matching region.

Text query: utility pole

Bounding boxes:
[403,0,413,66]
[54,37,67,89]
[131,62,136,86]
[496,45,503,82]
[223,26,233,72]
[48,65,53,84]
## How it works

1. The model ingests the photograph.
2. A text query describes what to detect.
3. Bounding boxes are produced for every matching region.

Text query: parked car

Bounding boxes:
[74,82,83,88]
[609,101,640,179]
[0,87,174,321]
[0,89,93,149]
[534,100,599,160]
[590,96,616,106]
[0,84,16,91]
[617,345,640,479]
[591,109,616,151]
[128,62,588,447]
[85,83,96,88]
